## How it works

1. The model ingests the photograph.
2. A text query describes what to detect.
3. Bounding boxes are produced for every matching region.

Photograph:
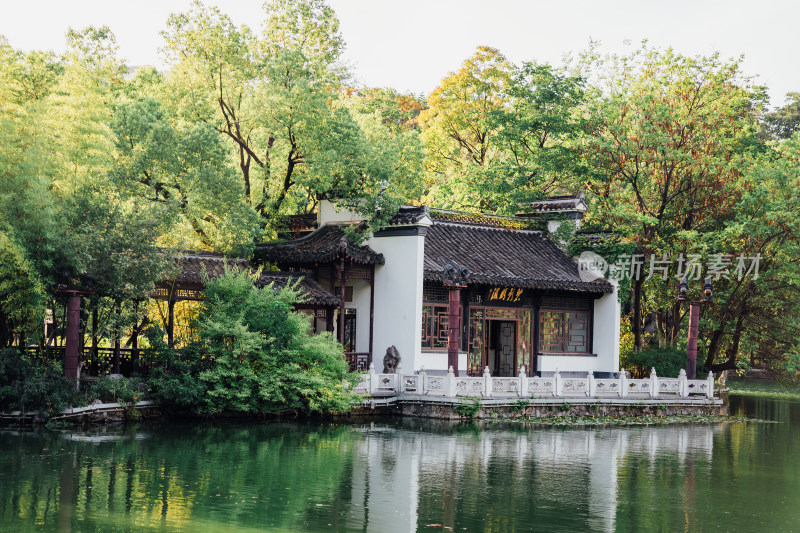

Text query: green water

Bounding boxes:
[1,397,798,532]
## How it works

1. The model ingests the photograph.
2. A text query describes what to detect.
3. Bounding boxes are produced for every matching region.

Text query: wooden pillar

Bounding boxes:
[447,286,462,376]
[326,307,334,333]
[686,302,700,380]
[91,303,99,362]
[167,298,176,347]
[63,291,82,386]
[369,264,375,364]
[112,302,122,374]
[460,287,470,350]
[531,295,541,376]
[338,260,346,346]
[131,301,140,375]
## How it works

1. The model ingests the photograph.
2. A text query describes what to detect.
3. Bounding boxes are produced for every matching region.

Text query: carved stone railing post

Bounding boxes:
[707,371,715,399]
[446,366,457,397]
[483,366,492,398]
[519,366,528,397]
[395,363,404,394]
[679,368,688,398]
[419,366,427,395]
[554,369,562,397]
[368,362,377,395]
[587,370,596,397]
[620,368,628,398]
[650,367,658,398]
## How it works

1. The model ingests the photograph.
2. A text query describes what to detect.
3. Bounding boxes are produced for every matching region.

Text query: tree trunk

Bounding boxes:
[632,276,644,351]
[112,302,121,375]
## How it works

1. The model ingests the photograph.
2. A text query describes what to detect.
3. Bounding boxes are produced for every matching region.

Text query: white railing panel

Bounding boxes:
[528,377,555,397]
[626,379,652,396]
[562,378,590,397]
[658,378,682,396]
[375,374,397,392]
[355,369,715,400]
[455,377,485,397]
[402,375,419,393]
[425,375,447,396]
[492,377,520,396]
[686,380,709,396]
[354,374,370,392]
[594,379,621,397]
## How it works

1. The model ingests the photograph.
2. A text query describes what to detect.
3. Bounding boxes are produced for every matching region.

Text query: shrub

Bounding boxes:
[625,346,687,378]
[145,270,360,416]
[144,328,209,415]
[87,376,142,404]
[454,397,482,418]
[0,348,81,414]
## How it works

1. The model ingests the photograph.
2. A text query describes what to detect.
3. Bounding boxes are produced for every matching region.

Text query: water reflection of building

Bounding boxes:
[347,423,719,533]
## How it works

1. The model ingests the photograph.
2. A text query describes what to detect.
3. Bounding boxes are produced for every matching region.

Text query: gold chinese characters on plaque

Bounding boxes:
[488,287,523,303]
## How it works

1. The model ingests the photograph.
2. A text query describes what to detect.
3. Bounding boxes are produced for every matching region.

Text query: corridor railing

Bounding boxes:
[354,364,715,400]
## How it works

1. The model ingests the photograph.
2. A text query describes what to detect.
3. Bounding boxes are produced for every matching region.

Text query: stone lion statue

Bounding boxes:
[383,345,401,374]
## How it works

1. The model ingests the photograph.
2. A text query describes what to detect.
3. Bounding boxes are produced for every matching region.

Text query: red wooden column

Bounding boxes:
[686,302,701,380]
[447,286,462,376]
[368,264,375,364]
[63,291,82,386]
[338,259,346,345]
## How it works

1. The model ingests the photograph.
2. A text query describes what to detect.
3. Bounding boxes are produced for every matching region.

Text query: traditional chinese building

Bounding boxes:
[152,251,340,346]
[254,197,621,377]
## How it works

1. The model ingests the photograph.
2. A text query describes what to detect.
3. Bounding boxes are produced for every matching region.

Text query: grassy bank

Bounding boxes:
[727,380,800,400]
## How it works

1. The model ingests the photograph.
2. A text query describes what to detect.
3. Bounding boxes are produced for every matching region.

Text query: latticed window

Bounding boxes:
[539,310,590,354]
[343,308,357,352]
[421,304,460,350]
[422,282,449,302]
[467,308,484,375]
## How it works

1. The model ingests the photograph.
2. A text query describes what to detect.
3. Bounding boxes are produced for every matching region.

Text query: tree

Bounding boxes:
[578,44,766,351]
[698,134,800,371]
[420,46,512,211]
[110,74,261,252]
[0,37,68,347]
[420,47,586,212]
[763,92,800,140]
[160,0,411,233]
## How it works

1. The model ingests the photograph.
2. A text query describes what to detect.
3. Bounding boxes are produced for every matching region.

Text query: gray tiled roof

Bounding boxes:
[165,251,339,306]
[423,223,613,293]
[254,224,385,267]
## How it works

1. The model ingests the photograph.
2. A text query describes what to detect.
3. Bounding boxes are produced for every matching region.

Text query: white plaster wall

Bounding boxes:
[349,279,372,354]
[419,351,468,373]
[318,199,361,225]
[368,232,426,371]
[537,354,605,373]
[592,281,621,372]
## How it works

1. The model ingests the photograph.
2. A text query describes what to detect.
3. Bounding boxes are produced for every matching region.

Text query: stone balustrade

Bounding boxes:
[355,364,715,400]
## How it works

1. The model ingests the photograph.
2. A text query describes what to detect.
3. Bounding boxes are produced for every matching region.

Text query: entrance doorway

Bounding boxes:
[486,320,516,377]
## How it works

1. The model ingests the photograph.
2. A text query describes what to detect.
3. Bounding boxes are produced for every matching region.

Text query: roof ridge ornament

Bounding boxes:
[439,259,470,287]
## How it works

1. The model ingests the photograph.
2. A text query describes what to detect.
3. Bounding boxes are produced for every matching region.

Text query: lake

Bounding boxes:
[1,396,798,532]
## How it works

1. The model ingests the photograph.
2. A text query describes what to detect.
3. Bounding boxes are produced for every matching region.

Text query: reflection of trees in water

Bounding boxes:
[6,416,800,533]
[0,423,360,531]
